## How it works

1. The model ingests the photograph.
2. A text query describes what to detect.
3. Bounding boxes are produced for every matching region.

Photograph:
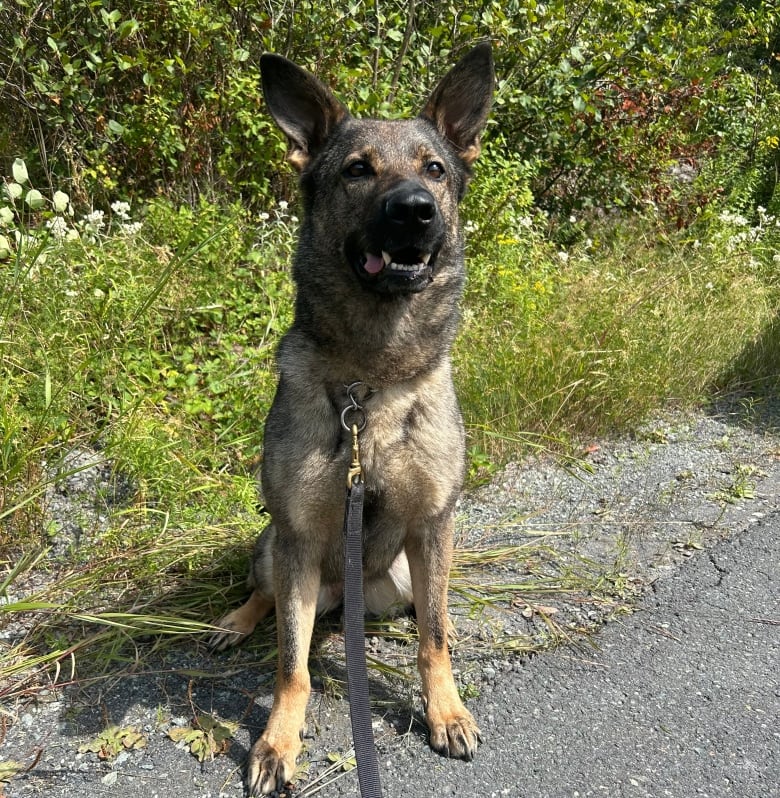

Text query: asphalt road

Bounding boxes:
[381,509,779,798]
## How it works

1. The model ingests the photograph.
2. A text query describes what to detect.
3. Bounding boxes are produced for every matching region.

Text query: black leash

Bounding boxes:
[341,384,383,798]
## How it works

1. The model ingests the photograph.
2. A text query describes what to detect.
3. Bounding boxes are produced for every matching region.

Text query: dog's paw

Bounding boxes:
[427,709,481,761]
[246,737,296,797]
[209,592,274,651]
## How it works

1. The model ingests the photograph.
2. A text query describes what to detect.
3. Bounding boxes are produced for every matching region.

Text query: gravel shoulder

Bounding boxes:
[2,400,780,797]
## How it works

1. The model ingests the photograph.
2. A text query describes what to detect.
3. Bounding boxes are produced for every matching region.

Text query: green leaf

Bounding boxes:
[117,19,139,39]
[100,8,122,28]
[107,119,125,135]
[167,726,201,743]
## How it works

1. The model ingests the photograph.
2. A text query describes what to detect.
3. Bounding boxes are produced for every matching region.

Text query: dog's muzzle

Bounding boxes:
[349,182,445,295]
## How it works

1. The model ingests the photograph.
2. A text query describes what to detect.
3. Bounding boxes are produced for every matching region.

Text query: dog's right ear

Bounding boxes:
[260,54,349,171]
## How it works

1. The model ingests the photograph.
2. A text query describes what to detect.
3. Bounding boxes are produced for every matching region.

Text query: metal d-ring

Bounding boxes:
[340,381,368,433]
[341,405,367,433]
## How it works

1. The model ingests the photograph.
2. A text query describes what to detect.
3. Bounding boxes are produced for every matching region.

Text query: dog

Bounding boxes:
[210,43,494,797]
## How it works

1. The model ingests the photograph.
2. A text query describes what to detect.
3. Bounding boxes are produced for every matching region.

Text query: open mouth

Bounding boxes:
[357,248,434,286]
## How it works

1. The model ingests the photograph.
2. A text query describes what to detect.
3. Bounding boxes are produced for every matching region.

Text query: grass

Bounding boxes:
[456,212,780,460]
[1,172,780,712]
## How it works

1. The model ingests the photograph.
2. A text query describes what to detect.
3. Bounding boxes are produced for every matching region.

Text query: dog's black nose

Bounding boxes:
[385,185,437,227]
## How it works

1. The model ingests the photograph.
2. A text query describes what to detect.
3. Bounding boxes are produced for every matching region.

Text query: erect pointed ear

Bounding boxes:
[419,43,494,166]
[260,54,349,171]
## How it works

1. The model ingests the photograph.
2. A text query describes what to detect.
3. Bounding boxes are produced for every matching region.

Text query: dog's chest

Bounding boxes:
[350,388,463,518]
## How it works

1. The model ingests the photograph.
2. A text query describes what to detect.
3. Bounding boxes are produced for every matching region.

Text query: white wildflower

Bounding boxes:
[46,216,70,239]
[83,209,106,228]
[110,200,131,221]
[557,250,569,263]
[719,210,749,227]
[120,221,143,236]
[278,200,289,211]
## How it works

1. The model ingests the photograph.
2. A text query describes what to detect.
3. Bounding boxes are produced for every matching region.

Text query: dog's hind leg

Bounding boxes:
[209,524,277,651]
[406,515,481,761]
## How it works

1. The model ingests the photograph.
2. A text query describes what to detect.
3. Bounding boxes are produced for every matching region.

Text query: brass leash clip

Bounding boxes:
[346,423,362,488]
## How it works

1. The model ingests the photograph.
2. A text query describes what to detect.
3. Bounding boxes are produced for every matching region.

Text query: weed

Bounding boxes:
[168,714,239,762]
[78,725,147,759]
[711,463,764,504]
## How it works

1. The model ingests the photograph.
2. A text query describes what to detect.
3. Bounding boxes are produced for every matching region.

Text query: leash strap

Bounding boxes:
[341,385,382,798]
[343,467,383,797]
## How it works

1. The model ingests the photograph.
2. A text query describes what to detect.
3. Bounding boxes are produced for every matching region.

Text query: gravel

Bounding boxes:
[2,398,779,797]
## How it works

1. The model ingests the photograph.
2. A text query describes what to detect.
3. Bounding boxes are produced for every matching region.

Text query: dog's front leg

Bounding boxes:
[247,559,320,797]
[406,517,481,760]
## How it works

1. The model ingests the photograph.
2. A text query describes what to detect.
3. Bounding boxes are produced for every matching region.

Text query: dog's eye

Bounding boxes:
[343,160,374,179]
[425,161,446,180]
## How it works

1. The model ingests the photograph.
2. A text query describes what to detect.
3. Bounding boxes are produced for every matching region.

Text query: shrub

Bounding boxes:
[2,1,777,221]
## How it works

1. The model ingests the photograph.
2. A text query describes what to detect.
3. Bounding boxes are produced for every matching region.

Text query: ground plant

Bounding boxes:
[1,0,779,777]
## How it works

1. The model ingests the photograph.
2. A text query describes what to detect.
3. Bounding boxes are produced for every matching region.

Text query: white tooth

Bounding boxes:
[382,251,392,266]
[420,253,431,265]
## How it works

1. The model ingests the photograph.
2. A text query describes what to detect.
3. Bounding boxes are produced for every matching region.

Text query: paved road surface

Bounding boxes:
[382,510,779,798]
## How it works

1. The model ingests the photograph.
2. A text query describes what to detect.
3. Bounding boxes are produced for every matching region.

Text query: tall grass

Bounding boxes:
[457,216,779,459]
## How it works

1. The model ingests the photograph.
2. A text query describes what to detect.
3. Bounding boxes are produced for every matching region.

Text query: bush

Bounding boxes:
[2,1,777,221]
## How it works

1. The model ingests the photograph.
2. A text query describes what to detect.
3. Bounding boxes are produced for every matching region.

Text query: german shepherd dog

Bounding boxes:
[211,44,494,796]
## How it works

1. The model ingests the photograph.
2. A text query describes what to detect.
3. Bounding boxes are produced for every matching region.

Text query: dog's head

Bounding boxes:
[260,45,494,297]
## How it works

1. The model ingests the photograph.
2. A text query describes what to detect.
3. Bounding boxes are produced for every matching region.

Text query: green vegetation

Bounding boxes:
[1,1,779,700]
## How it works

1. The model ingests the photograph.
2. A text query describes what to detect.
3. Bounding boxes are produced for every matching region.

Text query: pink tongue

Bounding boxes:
[363,253,385,275]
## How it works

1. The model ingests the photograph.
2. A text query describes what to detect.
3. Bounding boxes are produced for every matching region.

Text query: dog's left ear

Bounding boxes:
[420,43,494,166]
